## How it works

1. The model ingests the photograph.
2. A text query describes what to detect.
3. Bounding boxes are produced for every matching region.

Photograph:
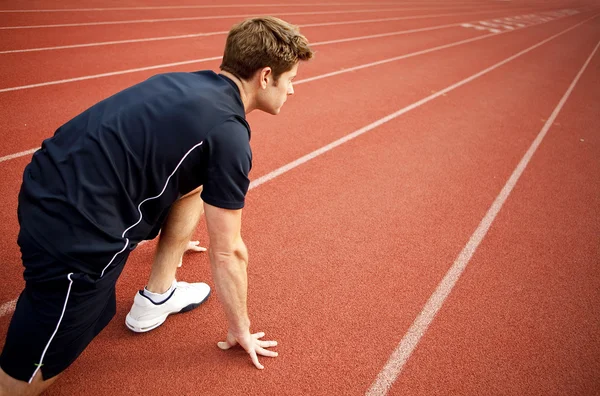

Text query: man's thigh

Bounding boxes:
[0,269,121,384]
[0,365,58,396]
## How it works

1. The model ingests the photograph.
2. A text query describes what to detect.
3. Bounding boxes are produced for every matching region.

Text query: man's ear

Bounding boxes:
[259,67,272,89]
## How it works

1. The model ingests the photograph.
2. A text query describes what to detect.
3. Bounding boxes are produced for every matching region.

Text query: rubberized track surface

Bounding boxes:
[0,1,599,394]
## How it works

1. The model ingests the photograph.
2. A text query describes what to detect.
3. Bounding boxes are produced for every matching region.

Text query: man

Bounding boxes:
[0,16,313,395]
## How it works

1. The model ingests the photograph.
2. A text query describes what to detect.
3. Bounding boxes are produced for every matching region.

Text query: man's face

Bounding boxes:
[258,63,298,115]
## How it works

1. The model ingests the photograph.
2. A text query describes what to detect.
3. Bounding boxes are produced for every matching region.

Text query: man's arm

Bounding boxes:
[203,201,278,369]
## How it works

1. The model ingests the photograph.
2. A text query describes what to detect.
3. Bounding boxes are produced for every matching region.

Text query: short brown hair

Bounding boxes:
[220,16,314,81]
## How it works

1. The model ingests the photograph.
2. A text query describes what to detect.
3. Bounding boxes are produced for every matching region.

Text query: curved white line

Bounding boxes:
[99,141,204,277]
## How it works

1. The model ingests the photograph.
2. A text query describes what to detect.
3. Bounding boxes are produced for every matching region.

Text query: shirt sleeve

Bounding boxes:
[200,119,252,210]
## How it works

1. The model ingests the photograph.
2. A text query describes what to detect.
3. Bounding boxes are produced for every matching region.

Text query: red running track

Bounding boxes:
[0,1,599,395]
[0,7,586,301]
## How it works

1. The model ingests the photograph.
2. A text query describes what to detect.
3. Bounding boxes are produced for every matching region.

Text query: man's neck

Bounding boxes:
[219,71,256,114]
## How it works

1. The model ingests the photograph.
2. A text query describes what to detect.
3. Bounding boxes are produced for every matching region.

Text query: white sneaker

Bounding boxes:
[125,281,211,333]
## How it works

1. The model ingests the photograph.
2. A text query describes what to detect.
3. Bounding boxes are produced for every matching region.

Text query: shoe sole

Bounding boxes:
[125,291,210,333]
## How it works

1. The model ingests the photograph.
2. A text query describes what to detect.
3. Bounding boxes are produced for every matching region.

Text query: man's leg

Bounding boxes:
[146,186,204,293]
[125,187,211,333]
[0,266,121,396]
[0,366,57,396]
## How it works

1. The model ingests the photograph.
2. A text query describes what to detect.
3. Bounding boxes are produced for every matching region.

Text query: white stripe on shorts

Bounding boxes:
[29,273,74,383]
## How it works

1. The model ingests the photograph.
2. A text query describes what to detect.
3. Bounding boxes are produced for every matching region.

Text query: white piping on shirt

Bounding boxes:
[100,141,204,277]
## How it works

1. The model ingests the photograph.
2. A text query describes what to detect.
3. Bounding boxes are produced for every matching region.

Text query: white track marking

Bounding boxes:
[0,7,577,94]
[251,14,597,192]
[0,27,492,163]
[0,9,525,54]
[0,56,223,94]
[0,3,506,12]
[294,32,496,85]
[0,148,38,162]
[461,8,579,33]
[0,9,584,159]
[0,12,595,318]
[0,4,416,12]
[366,21,600,396]
[0,7,497,29]
[0,23,481,94]
[308,23,461,45]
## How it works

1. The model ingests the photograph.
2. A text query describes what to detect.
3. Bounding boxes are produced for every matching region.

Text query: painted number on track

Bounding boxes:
[461,9,580,34]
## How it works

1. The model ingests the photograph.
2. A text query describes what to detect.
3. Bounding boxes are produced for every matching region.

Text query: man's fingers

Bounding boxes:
[217,338,236,350]
[256,346,278,358]
[253,332,277,348]
[257,340,278,348]
[179,241,205,268]
[249,350,264,370]
[186,241,207,252]
[219,331,277,369]
[217,341,234,350]
[217,341,230,350]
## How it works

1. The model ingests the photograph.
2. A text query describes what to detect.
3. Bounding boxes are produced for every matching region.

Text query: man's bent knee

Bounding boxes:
[0,367,58,396]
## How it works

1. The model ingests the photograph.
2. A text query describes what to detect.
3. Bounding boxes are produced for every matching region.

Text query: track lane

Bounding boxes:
[0,0,500,9]
[0,18,493,96]
[0,10,594,305]
[386,28,600,395]
[0,8,588,158]
[0,7,509,29]
[0,4,511,26]
[2,9,539,53]
[13,11,598,396]
[0,28,489,303]
[0,22,493,156]
[0,6,543,50]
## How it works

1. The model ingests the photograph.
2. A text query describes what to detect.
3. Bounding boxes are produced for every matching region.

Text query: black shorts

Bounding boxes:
[0,230,129,382]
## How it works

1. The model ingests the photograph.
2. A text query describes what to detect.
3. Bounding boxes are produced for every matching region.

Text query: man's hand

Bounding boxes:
[178,240,207,267]
[217,330,278,369]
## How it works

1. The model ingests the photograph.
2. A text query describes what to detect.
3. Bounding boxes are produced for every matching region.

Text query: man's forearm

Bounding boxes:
[203,203,277,368]
[210,242,251,333]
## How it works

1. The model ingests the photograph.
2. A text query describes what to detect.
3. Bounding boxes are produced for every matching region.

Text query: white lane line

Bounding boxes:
[252,14,598,192]
[0,9,524,54]
[0,6,573,94]
[0,148,38,162]
[295,31,495,84]
[0,13,594,318]
[0,8,584,159]
[1,33,232,54]
[366,22,600,396]
[0,6,522,29]
[309,23,461,45]
[0,27,492,163]
[0,56,223,94]
[0,23,475,94]
[0,3,405,12]
[0,3,503,12]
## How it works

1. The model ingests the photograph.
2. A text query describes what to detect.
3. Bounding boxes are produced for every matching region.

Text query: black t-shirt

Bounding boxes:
[18,71,251,276]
